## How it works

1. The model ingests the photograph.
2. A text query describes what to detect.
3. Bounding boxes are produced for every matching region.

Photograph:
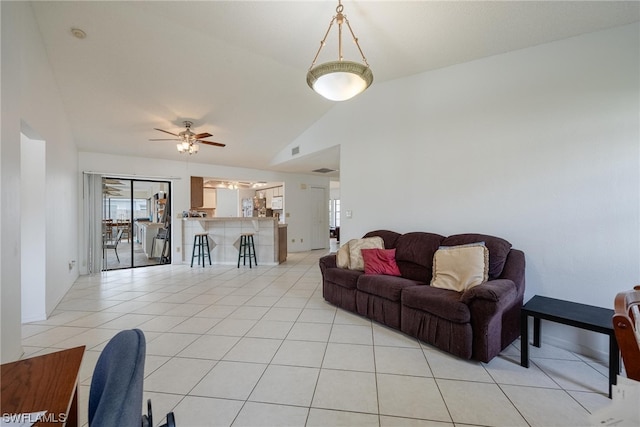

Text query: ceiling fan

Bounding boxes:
[150,121,226,154]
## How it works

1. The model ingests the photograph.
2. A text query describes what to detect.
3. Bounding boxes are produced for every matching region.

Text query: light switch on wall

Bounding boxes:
[345,210,353,219]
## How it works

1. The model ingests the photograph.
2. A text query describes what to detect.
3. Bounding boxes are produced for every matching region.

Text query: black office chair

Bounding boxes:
[89,329,176,427]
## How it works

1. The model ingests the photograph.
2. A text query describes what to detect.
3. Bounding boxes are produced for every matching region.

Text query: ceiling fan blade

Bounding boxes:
[103,179,125,185]
[149,138,179,141]
[194,132,212,139]
[154,128,179,137]
[198,140,226,148]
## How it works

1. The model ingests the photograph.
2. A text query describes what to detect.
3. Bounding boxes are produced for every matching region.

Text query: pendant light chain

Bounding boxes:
[337,2,344,61]
[308,0,369,70]
[309,16,336,71]
[343,14,369,67]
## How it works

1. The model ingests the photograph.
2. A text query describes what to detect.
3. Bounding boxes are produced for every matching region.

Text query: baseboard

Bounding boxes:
[539,330,609,363]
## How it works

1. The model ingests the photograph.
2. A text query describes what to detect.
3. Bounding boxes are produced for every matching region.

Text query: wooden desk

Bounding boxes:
[520,295,619,398]
[1,346,85,426]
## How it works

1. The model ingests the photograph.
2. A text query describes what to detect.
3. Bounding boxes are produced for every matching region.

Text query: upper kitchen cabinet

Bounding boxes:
[191,176,203,208]
[258,186,283,208]
[203,187,216,208]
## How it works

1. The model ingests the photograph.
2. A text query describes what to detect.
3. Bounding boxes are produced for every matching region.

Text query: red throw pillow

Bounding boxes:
[361,248,402,276]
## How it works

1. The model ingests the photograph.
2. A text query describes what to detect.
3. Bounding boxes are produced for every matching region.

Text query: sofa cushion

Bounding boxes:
[323,267,363,290]
[402,285,470,323]
[442,234,512,279]
[394,232,445,282]
[430,243,489,292]
[363,230,401,249]
[362,248,402,276]
[348,237,385,271]
[357,275,424,302]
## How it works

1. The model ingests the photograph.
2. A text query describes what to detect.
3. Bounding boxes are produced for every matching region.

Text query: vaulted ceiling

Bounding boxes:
[30,1,639,178]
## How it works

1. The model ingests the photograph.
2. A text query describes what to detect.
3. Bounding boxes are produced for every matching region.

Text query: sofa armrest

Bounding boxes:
[499,249,525,299]
[319,254,337,272]
[460,279,517,305]
[463,279,521,363]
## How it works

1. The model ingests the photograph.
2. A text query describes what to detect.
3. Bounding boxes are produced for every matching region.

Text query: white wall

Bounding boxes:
[1,2,79,362]
[79,152,330,268]
[291,23,640,359]
[1,1,23,362]
[20,135,46,322]
[329,180,340,201]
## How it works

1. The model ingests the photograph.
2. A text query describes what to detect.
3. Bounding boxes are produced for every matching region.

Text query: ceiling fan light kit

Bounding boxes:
[307,0,373,101]
[150,120,225,155]
[177,140,199,155]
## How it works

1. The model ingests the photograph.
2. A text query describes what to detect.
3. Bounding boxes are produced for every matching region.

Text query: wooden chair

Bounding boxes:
[102,219,113,239]
[613,285,640,381]
[118,221,131,243]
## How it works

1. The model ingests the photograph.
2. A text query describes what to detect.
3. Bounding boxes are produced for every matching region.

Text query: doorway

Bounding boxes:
[310,186,328,250]
[102,178,171,271]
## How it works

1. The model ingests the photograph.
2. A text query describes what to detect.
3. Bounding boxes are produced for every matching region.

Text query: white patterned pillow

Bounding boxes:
[348,237,385,271]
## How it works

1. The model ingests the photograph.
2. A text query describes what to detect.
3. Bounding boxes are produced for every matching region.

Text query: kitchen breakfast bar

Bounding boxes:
[182,217,287,265]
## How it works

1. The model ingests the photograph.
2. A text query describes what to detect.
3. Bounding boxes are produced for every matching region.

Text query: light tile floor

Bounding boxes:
[21,250,614,427]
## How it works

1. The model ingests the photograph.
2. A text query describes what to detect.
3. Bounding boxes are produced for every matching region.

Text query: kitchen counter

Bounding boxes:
[182,217,286,265]
[135,222,164,258]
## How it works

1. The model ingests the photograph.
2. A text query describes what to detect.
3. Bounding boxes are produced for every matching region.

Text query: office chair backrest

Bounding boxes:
[89,329,145,427]
[613,285,640,381]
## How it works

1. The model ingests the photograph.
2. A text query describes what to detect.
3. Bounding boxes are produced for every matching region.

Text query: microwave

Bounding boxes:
[271,196,283,209]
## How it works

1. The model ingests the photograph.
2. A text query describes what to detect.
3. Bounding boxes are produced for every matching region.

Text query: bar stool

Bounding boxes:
[191,233,211,267]
[237,233,257,268]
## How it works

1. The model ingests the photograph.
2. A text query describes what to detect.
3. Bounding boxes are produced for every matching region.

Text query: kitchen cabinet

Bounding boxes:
[203,188,216,208]
[265,188,273,207]
[191,176,203,208]
[258,186,283,209]
[278,225,287,263]
[271,196,283,209]
[138,222,164,258]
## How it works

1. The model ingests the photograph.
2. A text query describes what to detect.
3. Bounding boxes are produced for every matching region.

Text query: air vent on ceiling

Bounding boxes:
[291,146,300,155]
[312,168,335,174]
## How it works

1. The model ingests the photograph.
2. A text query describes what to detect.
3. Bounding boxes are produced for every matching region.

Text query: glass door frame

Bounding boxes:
[102,177,171,271]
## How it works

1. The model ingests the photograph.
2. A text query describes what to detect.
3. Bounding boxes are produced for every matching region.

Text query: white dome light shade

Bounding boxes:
[307,61,373,102]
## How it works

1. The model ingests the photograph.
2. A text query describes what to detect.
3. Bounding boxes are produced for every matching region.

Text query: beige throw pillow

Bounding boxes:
[430,243,489,292]
[336,240,353,269]
[348,237,385,271]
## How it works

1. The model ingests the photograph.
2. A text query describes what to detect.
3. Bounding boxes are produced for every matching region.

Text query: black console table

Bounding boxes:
[520,295,619,398]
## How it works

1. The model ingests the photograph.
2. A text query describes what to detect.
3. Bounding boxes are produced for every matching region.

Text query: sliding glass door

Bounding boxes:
[102,178,171,271]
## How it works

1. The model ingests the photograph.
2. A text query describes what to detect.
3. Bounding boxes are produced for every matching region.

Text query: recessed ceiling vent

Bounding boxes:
[312,168,335,174]
[291,146,300,155]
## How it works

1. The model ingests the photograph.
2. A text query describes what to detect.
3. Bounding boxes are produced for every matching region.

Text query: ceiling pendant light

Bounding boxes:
[177,139,199,155]
[307,0,373,101]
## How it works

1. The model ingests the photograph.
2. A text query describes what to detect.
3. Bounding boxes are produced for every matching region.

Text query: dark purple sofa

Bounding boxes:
[319,230,525,362]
